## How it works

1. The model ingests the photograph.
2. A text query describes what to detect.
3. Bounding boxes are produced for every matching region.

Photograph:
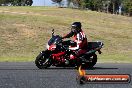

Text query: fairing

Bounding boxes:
[47,35,62,50]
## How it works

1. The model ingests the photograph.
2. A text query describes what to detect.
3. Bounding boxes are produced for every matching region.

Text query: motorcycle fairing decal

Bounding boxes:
[48,44,56,50]
[52,52,65,57]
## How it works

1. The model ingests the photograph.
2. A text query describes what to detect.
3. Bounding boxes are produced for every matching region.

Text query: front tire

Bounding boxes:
[35,53,51,69]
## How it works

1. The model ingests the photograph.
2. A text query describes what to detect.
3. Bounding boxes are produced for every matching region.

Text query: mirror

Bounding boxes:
[52,29,54,37]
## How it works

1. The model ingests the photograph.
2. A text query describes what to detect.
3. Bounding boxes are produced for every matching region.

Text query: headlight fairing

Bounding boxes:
[46,44,56,50]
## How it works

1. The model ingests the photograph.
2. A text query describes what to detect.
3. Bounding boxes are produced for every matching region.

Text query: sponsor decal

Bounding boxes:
[76,66,131,84]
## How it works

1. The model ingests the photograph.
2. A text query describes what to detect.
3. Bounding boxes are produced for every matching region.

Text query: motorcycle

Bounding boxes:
[35,29,104,69]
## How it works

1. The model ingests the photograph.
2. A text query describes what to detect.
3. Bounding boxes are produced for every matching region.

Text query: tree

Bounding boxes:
[67,0,72,7]
[68,0,132,16]
[0,0,10,6]
[73,0,83,8]
[83,0,103,11]
[25,0,33,6]
[0,0,33,6]
[51,0,63,7]
[122,0,132,16]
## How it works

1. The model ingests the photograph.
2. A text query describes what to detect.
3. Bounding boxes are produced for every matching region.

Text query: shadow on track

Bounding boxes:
[45,67,118,70]
[87,67,118,70]
[0,66,118,70]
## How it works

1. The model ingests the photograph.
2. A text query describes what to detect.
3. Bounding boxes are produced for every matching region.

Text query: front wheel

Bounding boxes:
[35,53,51,69]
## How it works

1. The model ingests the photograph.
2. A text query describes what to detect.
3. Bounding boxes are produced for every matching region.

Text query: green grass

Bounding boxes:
[0,6,132,62]
[98,52,132,63]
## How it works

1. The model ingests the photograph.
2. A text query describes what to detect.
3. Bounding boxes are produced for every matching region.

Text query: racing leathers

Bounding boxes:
[63,29,88,57]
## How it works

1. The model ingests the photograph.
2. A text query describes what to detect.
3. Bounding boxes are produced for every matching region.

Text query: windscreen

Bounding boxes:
[48,35,61,45]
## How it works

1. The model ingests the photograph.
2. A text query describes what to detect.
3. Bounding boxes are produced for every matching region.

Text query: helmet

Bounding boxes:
[71,22,82,32]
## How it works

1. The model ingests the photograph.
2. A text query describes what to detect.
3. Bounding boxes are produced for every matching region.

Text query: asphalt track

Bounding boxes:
[0,62,132,88]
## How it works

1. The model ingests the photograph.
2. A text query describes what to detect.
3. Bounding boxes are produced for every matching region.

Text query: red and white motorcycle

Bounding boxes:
[35,29,104,69]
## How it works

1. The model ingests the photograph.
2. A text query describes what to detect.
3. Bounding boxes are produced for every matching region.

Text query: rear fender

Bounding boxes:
[86,41,104,55]
[87,41,104,50]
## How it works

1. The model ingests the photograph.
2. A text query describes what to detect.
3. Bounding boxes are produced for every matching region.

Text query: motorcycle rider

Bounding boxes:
[62,22,88,58]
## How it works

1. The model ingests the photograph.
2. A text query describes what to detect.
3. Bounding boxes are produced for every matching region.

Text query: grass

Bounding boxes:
[0,6,132,63]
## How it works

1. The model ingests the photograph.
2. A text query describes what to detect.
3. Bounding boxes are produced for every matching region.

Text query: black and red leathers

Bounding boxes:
[63,29,88,57]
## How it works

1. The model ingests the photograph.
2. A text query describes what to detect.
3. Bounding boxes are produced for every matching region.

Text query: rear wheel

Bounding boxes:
[82,54,97,69]
[35,53,51,69]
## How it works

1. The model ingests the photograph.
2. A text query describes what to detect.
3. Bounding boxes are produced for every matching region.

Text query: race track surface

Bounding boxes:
[0,62,132,88]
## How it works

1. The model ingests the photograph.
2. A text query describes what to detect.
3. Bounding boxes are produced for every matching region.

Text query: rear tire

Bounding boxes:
[35,53,51,69]
[82,54,97,69]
